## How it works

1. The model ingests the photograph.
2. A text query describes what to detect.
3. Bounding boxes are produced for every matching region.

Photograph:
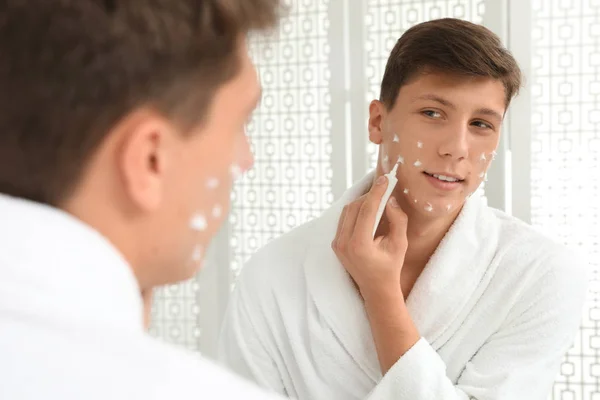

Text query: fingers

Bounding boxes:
[332,205,348,250]
[332,195,366,255]
[338,200,362,250]
[384,196,408,253]
[354,175,389,241]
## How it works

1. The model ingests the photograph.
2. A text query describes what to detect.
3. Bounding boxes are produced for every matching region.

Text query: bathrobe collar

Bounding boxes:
[0,193,144,333]
[303,171,500,379]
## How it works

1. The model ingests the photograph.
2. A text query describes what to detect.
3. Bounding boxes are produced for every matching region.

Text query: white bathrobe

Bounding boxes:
[0,194,282,400]
[219,172,590,400]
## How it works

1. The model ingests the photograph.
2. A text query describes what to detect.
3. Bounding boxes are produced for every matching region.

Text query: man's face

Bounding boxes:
[151,39,261,284]
[369,71,506,216]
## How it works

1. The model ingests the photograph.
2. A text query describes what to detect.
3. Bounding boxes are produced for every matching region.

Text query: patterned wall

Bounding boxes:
[149,278,201,351]
[531,0,600,398]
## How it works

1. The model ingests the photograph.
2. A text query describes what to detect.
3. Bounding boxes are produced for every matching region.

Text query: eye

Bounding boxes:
[472,120,493,130]
[422,110,442,119]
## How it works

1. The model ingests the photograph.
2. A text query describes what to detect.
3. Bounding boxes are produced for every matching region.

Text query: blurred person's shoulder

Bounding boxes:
[118,333,285,399]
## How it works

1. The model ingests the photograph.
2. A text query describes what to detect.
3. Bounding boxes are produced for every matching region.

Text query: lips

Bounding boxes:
[423,171,464,183]
[422,171,465,192]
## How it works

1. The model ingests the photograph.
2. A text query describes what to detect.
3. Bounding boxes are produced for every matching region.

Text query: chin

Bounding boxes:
[156,262,203,287]
[403,194,466,217]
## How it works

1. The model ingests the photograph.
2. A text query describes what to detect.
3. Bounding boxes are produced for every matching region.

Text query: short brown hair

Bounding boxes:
[0,0,281,206]
[380,18,522,109]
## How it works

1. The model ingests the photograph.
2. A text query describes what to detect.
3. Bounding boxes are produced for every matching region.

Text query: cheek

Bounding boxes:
[187,134,249,234]
[474,148,497,172]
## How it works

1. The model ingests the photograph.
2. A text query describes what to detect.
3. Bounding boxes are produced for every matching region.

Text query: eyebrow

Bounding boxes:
[413,94,504,122]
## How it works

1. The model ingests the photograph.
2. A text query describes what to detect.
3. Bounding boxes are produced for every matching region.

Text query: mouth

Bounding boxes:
[423,171,465,183]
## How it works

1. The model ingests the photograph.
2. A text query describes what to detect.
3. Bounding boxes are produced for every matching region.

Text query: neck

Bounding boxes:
[404,205,459,267]
[377,194,461,269]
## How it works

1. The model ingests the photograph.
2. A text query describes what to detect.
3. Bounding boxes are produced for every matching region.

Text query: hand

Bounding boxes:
[331,175,408,300]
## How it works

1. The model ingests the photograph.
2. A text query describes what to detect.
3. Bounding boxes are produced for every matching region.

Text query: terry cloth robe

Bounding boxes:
[0,194,283,400]
[218,172,589,400]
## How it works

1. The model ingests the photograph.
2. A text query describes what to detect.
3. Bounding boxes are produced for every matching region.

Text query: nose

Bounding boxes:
[438,122,469,160]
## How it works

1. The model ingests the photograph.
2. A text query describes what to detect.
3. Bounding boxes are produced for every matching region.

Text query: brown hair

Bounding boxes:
[379,18,522,109]
[0,0,281,206]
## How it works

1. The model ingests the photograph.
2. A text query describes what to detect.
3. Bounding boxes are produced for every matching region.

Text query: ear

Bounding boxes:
[368,100,386,145]
[117,109,173,212]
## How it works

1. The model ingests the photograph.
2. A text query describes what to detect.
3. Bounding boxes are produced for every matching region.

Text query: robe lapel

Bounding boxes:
[405,195,501,349]
[304,173,382,382]
[303,173,501,380]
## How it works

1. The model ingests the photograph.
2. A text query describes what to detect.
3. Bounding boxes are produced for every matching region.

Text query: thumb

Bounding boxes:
[385,196,408,251]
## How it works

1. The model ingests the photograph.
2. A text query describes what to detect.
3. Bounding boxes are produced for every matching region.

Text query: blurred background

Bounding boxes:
[149,1,599,398]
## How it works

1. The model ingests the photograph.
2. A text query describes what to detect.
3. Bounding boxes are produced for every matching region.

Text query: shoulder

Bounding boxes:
[488,207,590,298]
[135,336,280,399]
[234,216,318,296]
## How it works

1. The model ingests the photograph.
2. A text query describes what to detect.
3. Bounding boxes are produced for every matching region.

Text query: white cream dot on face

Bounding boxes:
[417,141,423,149]
[491,150,497,160]
[413,160,422,167]
[393,134,400,143]
[230,164,243,180]
[403,188,409,194]
[212,205,222,219]
[446,204,452,212]
[190,214,207,231]
[414,199,418,203]
[479,171,485,178]
[192,246,203,262]
[206,178,219,189]
[480,153,487,162]
[397,155,405,164]
[424,202,433,212]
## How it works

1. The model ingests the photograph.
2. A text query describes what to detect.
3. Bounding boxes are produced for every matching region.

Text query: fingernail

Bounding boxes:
[376,176,387,185]
[389,197,399,208]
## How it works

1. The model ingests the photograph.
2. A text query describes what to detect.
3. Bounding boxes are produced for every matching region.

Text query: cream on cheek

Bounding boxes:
[384,136,434,211]
[187,163,244,265]
[381,134,497,214]
[467,150,497,197]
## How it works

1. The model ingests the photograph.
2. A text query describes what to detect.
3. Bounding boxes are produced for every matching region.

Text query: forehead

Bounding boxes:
[395,71,507,113]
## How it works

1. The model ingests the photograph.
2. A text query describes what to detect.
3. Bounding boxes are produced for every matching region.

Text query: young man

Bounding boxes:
[219,18,589,399]
[0,1,285,399]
